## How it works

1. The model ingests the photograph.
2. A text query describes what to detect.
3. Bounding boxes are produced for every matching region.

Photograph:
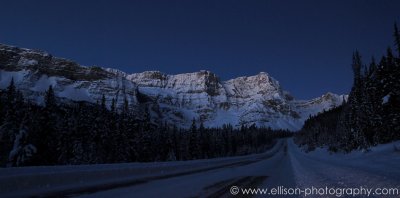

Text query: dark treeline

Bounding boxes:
[295,24,400,152]
[0,81,291,167]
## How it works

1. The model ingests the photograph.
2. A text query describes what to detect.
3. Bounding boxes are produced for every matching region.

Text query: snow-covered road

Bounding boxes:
[1,139,400,198]
[77,141,296,198]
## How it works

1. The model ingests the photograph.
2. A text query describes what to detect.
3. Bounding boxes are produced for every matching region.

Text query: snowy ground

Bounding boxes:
[1,139,399,198]
[289,140,400,198]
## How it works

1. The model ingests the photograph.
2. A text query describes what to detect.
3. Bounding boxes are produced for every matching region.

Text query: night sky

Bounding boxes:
[1,0,399,99]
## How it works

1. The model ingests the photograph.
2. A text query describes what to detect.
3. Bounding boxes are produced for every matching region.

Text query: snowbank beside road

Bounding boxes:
[289,139,400,196]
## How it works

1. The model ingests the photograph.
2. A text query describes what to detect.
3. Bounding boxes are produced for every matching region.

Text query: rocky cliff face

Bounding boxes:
[0,44,137,107]
[0,43,345,130]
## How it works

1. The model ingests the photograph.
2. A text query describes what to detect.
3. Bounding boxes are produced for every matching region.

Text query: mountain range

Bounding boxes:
[0,43,345,130]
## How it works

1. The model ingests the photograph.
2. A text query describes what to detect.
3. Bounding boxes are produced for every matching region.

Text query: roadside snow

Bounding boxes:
[288,139,400,195]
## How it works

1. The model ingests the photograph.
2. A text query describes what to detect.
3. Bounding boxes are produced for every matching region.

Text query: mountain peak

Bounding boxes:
[0,43,344,130]
[257,71,269,76]
[198,70,212,74]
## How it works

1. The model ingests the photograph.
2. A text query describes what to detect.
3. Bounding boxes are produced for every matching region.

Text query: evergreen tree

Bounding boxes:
[189,118,200,159]
[45,85,56,108]
[394,23,400,56]
[6,78,16,103]
[346,51,365,149]
[198,121,209,159]
[101,94,106,111]
[171,125,180,160]
[123,96,129,115]
[0,79,20,166]
[296,25,400,151]
[0,78,287,166]
[111,98,116,113]
[0,91,3,124]
[8,116,36,167]
[364,58,383,144]
[57,105,76,164]
[35,86,59,165]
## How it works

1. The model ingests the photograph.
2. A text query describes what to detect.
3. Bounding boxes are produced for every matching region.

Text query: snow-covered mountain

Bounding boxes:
[0,43,345,130]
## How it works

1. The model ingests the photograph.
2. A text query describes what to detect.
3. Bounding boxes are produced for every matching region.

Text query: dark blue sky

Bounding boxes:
[1,0,399,99]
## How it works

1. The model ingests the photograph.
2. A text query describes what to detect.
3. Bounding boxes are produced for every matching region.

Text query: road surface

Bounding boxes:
[1,139,400,198]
